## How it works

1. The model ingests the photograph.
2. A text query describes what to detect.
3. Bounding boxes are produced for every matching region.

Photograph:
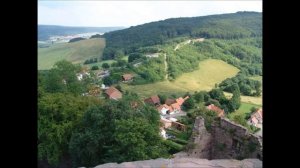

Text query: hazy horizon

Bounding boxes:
[38,1,262,27]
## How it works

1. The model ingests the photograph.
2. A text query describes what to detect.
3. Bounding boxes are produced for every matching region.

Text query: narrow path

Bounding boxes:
[164,53,168,80]
[174,39,191,51]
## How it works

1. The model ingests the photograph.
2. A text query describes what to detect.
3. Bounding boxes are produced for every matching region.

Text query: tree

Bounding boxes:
[240,84,252,96]
[102,63,110,69]
[209,88,226,101]
[115,85,123,92]
[183,96,195,110]
[228,85,241,112]
[158,94,167,104]
[194,91,207,103]
[44,60,83,95]
[128,53,142,63]
[103,76,113,86]
[254,81,262,96]
[38,93,101,166]
[250,106,259,113]
[69,95,168,167]
[91,65,99,70]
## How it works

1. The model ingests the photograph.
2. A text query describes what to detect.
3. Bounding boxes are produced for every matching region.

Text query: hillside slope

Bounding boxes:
[38,38,105,70]
[102,11,262,56]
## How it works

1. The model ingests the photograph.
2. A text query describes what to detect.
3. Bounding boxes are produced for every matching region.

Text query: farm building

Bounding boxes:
[144,95,161,106]
[105,86,122,100]
[248,108,263,127]
[122,74,134,81]
[206,104,225,117]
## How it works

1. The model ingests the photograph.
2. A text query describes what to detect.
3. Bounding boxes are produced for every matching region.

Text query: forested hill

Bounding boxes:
[102,11,262,56]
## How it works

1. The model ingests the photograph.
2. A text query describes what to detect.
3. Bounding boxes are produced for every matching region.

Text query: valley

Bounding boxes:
[38,11,262,168]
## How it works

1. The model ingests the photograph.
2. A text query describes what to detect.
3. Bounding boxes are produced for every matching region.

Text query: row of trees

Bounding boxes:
[84,58,98,64]
[219,73,261,96]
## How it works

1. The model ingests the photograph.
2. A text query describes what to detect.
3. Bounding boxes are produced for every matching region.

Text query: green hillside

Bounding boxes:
[38,38,105,70]
[102,11,262,59]
[121,59,239,99]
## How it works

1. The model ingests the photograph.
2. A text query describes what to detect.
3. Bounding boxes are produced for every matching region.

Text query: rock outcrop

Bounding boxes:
[94,157,262,168]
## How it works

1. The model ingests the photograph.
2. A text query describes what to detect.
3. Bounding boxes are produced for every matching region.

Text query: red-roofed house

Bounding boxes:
[144,95,161,106]
[206,104,225,117]
[248,108,263,127]
[122,74,134,82]
[105,86,122,100]
[157,96,189,115]
[165,98,176,106]
[176,96,189,106]
[157,104,170,115]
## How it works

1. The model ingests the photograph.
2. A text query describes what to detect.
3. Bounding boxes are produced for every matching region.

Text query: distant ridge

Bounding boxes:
[38,25,125,41]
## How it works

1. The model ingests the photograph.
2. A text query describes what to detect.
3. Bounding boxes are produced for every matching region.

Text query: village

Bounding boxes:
[75,67,263,141]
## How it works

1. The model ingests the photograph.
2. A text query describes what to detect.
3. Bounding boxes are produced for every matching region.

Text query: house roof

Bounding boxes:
[122,74,134,80]
[249,108,263,124]
[157,104,168,111]
[144,95,160,105]
[171,103,181,110]
[105,87,122,100]
[250,116,259,124]
[206,104,225,117]
[165,98,176,105]
[176,97,185,106]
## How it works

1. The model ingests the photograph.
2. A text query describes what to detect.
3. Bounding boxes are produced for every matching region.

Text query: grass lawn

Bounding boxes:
[121,59,239,99]
[38,38,105,70]
[227,102,262,120]
[224,92,262,105]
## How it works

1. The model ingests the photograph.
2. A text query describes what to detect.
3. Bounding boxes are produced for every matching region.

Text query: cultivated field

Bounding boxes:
[121,59,239,99]
[38,38,105,70]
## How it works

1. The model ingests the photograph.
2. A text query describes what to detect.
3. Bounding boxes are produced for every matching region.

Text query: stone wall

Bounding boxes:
[186,117,262,160]
[94,158,262,168]
[187,116,212,159]
[211,118,262,160]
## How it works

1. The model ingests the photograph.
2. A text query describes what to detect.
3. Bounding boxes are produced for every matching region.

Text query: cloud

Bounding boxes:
[38,1,262,27]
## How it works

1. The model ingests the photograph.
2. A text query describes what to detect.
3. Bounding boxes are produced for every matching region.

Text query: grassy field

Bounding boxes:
[84,56,129,69]
[249,75,262,83]
[228,102,262,120]
[224,92,262,105]
[38,38,105,70]
[121,59,239,99]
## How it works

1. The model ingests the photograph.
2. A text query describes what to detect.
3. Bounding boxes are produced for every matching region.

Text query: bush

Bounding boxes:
[91,65,99,70]
[102,63,110,69]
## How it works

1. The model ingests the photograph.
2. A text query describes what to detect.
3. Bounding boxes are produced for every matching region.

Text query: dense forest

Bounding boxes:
[102,12,262,59]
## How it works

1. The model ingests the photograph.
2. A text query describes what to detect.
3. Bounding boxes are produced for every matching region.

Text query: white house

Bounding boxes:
[160,128,167,140]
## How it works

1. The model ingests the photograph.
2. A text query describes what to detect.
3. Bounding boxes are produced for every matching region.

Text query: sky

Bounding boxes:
[38,0,262,27]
